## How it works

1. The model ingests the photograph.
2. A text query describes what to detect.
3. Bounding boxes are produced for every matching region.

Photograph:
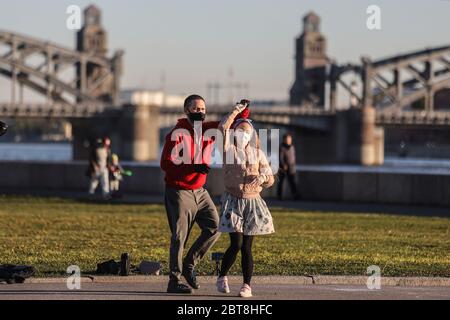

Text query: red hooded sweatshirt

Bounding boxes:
[160,118,219,190]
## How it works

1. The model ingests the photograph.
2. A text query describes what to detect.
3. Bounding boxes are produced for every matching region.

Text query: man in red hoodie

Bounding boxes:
[161,94,221,294]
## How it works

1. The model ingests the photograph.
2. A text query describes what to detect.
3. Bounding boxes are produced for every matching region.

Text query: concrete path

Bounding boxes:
[1,276,449,300]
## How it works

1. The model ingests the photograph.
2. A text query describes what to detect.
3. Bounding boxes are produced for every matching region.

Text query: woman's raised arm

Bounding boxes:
[218,103,247,132]
[218,103,248,151]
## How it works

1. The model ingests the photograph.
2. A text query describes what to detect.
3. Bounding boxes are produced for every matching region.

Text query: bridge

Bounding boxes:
[0,30,122,108]
[2,101,450,128]
[1,7,450,165]
[159,104,450,129]
[2,26,450,131]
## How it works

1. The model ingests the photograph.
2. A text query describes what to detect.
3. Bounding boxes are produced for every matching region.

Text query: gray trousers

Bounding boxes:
[88,169,109,195]
[165,187,220,282]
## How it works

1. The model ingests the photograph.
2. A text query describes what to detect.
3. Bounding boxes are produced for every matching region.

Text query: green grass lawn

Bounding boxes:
[0,195,449,277]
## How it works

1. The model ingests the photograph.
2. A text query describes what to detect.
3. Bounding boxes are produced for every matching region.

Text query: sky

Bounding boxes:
[0,0,449,104]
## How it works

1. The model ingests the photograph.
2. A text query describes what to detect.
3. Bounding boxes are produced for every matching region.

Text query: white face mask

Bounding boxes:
[235,130,252,148]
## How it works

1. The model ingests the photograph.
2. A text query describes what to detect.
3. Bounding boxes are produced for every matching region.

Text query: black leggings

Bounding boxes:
[219,233,254,285]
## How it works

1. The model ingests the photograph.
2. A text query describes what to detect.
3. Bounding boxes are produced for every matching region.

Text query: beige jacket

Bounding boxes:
[218,109,275,199]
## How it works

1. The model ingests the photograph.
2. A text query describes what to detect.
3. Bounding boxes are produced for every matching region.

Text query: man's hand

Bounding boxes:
[193,164,211,174]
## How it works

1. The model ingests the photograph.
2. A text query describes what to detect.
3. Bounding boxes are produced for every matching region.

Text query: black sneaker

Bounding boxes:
[182,268,200,289]
[167,281,193,294]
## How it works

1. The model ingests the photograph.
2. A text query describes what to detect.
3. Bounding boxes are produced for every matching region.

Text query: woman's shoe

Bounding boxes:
[216,276,230,293]
[239,284,252,298]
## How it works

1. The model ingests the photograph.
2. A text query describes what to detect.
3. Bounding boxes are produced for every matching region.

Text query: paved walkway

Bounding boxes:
[1,276,449,300]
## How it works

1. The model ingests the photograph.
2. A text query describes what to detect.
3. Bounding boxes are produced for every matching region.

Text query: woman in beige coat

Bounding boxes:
[216,101,275,298]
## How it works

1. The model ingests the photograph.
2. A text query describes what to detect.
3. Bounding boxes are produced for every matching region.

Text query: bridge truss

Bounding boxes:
[0,30,123,109]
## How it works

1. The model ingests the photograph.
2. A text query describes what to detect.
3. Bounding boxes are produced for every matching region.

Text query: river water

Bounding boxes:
[0,143,73,161]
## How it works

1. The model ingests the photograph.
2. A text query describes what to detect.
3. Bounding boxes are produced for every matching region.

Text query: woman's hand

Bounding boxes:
[246,175,266,189]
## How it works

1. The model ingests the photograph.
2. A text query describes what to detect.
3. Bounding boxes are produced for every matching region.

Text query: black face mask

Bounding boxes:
[188,112,206,122]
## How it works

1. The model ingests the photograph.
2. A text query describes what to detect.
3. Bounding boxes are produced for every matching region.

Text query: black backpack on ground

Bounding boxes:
[96,259,120,275]
[96,253,130,276]
[0,265,36,284]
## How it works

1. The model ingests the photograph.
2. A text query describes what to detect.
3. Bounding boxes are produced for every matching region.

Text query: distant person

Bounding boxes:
[216,100,275,298]
[109,153,125,198]
[277,133,300,200]
[160,94,221,294]
[88,137,112,198]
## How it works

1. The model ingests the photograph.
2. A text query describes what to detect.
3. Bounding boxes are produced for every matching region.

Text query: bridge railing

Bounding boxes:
[376,109,450,126]
[160,105,336,116]
[0,103,118,118]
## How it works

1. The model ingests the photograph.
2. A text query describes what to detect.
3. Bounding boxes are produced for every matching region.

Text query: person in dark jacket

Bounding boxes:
[277,133,300,200]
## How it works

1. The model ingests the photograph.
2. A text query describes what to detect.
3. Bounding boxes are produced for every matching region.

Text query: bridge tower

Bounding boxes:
[289,12,328,107]
[76,5,122,104]
[72,5,159,162]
